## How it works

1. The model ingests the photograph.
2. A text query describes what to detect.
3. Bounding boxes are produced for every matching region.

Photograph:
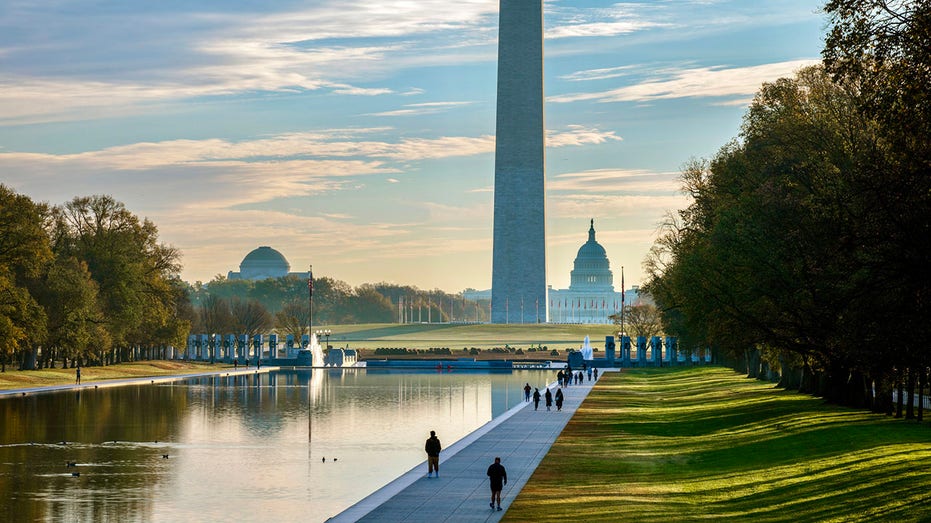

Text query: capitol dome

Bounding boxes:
[568,220,614,291]
[236,246,291,281]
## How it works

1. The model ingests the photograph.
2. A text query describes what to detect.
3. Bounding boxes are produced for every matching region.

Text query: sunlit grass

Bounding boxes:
[325,322,615,351]
[505,367,931,522]
[0,361,232,391]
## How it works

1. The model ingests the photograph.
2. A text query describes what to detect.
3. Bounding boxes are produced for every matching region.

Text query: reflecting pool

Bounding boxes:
[0,368,549,522]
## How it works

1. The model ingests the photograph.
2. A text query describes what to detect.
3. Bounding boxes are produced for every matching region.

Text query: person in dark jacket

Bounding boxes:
[544,388,553,411]
[555,387,564,411]
[487,456,507,511]
[425,430,442,478]
[532,388,541,410]
[523,382,532,402]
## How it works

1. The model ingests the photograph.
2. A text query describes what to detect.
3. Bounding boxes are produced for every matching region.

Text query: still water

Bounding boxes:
[0,368,548,522]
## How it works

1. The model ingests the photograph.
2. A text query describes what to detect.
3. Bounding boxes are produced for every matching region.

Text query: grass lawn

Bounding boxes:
[0,361,233,391]
[323,322,618,356]
[505,367,931,522]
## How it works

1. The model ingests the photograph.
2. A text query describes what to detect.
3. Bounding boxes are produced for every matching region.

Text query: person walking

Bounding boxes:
[75,366,81,385]
[594,368,599,380]
[587,368,592,382]
[523,383,532,402]
[544,388,553,411]
[555,387,564,411]
[487,456,507,511]
[532,388,541,410]
[425,430,442,477]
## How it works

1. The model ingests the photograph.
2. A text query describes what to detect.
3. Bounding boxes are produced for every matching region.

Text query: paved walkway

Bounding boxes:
[329,370,612,523]
[0,366,278,398]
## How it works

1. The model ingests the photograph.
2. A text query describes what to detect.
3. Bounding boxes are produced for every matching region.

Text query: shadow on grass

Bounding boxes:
[504,366,931,523]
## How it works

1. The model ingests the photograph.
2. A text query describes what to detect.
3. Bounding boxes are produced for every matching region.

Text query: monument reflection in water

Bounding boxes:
[0,368,547,522]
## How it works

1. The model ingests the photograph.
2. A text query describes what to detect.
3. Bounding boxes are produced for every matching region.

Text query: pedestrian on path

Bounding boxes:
[594,368,599,380]
[487,456,507,511]
[425,430,442,478]
[545,388,553,411]
[532,388,541,410]
[75,366,81,385]
[523,383,531,402]
[587,368,592,381]
[555,387,564,411]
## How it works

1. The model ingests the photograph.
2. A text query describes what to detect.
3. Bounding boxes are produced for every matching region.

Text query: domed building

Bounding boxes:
[227,246,309,281]
[548,220,633,324]
[569,220,615,292]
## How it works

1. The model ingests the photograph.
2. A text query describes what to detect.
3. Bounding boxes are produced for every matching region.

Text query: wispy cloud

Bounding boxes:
[547,125,622,147]
[549,168,679,194]
[550,59,819,103]
[366,101,475,117]
[561,65,638,82]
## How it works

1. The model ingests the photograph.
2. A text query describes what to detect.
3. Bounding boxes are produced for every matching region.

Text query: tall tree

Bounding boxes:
[0,186,52,370]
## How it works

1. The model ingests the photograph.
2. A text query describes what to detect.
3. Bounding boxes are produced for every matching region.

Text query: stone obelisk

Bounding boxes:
[491,0,546,324]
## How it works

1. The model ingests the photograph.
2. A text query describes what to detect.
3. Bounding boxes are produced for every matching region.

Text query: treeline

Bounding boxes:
[189,277,489,343]
[644,2,929,418]
[0,191,189,371]
[0,188,489,371]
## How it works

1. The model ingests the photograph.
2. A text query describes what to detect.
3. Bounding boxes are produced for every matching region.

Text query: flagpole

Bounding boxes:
[308,265,314,337]
[620,265,625,336]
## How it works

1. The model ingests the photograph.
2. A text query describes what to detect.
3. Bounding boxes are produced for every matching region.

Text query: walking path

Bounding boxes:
[0,366,278,398]
[328,369,612,523]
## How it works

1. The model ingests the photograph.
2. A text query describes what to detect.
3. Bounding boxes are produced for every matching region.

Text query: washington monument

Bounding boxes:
[491,0,546,324]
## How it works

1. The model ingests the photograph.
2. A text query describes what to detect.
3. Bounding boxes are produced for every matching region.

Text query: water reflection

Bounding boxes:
[0,369,549,522]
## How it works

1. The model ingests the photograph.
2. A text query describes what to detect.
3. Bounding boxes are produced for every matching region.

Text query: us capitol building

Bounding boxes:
[547,220,631,324]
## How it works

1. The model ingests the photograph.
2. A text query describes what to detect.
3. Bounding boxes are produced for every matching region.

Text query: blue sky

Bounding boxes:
[0,0,825,292]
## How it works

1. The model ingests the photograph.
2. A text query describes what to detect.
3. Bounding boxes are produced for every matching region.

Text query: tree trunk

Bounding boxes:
[906,367,916,420]
[918,368,926,423]
[895,369,904,418]
[21,346,38,371]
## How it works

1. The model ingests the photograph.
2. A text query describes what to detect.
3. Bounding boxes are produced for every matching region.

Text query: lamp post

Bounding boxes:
[316,329,331,351]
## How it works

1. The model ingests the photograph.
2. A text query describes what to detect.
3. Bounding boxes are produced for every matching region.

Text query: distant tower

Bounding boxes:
[491,0,546,324]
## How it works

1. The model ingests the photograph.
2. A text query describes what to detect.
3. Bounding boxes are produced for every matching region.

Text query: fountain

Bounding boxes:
[309,332,325,367]
[580,335,594,360]
[297,333,326,367]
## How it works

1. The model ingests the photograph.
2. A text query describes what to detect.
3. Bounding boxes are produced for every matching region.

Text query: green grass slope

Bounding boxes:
[505,367,931,522]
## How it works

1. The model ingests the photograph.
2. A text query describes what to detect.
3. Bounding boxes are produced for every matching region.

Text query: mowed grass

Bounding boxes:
[324,322,615,352]
[505,367,931,523]
[0,361,232,391]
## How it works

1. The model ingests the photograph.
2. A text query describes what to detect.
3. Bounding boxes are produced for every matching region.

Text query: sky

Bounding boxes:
[0,0,826,293]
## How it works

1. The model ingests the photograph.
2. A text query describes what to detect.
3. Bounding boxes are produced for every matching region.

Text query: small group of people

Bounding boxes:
[525,383,564,411]
[424,431,508,511]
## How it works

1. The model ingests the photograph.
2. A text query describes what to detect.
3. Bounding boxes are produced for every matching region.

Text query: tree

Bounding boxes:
[275,300,309,341]
[56,195,183,364]
[230,298,272,338]
[624,304,663,340]
[0,186,52,371]
[643,66,899,403]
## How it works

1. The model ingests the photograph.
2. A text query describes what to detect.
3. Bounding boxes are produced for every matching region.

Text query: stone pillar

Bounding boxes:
[651,336,662,366]
[604,335,616,363]
[621,336,631,366]
[665,336,677,365]
[253,334,263,361]
[636,336,647,365]
[491,0,546,324]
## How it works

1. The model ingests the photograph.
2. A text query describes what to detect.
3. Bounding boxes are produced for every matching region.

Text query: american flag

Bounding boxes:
[621,266,625,309]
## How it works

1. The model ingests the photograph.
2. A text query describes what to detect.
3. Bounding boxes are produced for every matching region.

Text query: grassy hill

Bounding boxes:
[505,367,931,522]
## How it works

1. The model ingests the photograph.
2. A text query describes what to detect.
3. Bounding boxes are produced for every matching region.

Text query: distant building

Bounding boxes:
[547,220,638,324]
[227,246,309,281]
[462,220,643,324]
